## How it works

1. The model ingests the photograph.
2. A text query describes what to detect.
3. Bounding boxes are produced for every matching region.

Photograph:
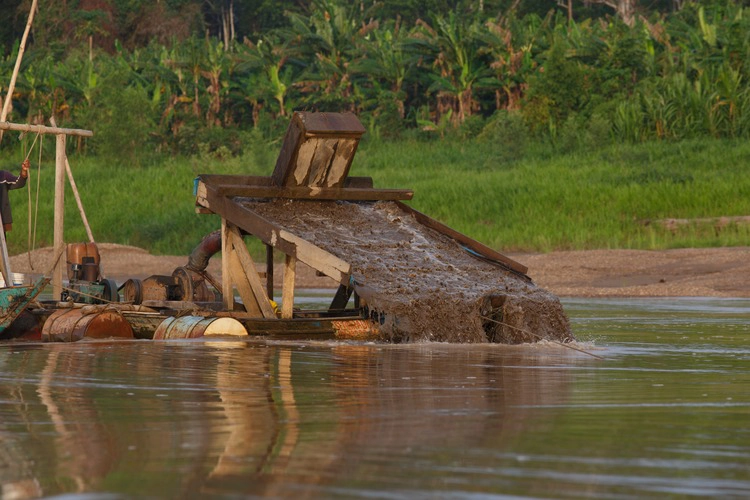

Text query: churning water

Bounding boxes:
[0,297,748,498]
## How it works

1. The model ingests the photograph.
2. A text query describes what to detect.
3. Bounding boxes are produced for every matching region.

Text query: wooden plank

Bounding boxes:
[213,185,413,201]
[325,139,357,187]
[196,175,374,191]
[297,112,365,136]
[291,137,318,186]
[197,182,352,285]
[281,254,296,319]
[308,139,337,186]
[395,201,529,276]
[221,219,234,311]
[277,229,350,282]
[228,226,276,318]
[271,114,303,186]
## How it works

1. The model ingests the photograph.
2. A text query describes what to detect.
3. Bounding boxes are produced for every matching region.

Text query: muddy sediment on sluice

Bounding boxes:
[244,199,573,344]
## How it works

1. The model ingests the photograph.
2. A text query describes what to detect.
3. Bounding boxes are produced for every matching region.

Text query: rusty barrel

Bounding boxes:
[42,306,134,342]
[153,316,247,340]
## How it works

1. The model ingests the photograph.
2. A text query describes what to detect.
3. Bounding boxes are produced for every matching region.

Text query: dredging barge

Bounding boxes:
[5,112,573,344]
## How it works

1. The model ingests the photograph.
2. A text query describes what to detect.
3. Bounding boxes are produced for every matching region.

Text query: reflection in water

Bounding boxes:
[0,298,748,498]
[0,341,576,498]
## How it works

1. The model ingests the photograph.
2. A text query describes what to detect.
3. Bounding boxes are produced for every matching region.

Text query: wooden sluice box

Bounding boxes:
[188,111,569,344]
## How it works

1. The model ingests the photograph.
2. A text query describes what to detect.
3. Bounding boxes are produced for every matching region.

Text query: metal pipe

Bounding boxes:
[186,230,222,272]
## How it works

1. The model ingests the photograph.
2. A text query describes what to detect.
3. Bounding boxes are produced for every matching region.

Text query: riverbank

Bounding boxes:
[10,245,750,298]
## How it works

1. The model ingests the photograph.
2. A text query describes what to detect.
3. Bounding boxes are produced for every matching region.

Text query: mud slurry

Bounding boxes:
[244,199,573,344]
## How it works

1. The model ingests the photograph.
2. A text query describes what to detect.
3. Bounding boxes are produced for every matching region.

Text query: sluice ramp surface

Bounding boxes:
[240,198,572,343]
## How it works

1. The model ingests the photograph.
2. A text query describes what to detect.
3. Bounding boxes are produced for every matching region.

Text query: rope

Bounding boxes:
[479,315,604,360]
[24,132,44,271]
[25,132,42,270]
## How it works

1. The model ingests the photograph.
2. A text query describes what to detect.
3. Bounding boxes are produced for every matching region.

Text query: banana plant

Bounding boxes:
[350,22,413,118]
[407,11,494,125]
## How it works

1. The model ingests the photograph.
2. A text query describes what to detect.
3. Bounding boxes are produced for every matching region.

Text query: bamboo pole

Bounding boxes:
[0,0,38,141]
[49,118,95,244]
[53,133,65,300]
[0,121,92,138]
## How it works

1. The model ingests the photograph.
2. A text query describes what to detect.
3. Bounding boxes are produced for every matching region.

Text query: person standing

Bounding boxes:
[0,159,29,233]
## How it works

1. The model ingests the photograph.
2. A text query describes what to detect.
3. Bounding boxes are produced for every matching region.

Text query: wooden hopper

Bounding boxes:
[272,112,365,188]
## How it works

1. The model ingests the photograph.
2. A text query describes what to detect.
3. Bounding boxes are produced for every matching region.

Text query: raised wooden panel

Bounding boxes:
[271,112,365,188]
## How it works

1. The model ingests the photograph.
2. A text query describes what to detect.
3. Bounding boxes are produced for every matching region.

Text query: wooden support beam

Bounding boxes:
[227,251,264,317]
[329,284,353,311]
[0,121,93,138]
[281,254,296,319]
[227,226,276,319]
[197,181,352,285]
[221,219,234,311]
[212,184,413,201]
[265,244,274,299]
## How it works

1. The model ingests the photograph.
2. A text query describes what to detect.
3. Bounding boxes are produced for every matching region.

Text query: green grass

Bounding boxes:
[5,136,750,258]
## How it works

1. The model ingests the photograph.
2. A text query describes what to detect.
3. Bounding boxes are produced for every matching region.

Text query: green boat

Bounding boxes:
[0,276,49,333]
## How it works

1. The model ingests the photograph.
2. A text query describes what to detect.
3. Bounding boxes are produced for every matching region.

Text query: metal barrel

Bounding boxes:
[42,307,134,342]
[153,316,247,340]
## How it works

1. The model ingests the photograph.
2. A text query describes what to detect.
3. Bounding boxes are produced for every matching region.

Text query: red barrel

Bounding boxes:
[42,307,134,342]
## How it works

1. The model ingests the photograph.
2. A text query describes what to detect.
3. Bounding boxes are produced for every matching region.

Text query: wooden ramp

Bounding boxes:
[194,111,528,327]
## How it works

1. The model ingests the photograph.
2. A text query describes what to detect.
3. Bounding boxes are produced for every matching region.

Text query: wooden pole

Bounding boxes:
[265,244,274,299]
[64,157,94,243]
[53,133,65,300]
[221,218,234,311]
[0,211,12,285]
[0,0,38,141]
[281,254,296,319]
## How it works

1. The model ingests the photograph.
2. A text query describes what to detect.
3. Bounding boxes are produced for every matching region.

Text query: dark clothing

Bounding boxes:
[0,170,27,228]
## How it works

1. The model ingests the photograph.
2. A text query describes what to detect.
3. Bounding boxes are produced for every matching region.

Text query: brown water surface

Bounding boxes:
[0,297,748,498]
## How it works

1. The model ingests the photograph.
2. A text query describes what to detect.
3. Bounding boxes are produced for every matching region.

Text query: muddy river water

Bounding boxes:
[0,297,748,498]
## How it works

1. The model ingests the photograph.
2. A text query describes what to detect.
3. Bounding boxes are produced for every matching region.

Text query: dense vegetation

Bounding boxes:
[1,0,749,256]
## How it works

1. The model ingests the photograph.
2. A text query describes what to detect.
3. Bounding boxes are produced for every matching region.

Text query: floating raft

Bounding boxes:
[23,111,571,344]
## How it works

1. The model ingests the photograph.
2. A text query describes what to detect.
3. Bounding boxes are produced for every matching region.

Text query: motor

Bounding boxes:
[61,242,119,304]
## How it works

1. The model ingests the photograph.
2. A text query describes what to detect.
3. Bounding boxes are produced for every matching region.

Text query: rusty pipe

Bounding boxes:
[186,230,222,272]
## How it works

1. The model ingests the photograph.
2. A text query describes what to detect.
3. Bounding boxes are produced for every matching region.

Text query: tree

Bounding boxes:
[584,0,637,26]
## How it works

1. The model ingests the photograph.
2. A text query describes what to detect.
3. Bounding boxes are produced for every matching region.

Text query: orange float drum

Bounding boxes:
[42,306,134,342]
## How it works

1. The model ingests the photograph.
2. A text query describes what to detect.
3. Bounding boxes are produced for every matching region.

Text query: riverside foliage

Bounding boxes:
[1,1,749,255]
[1,1,749,158]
